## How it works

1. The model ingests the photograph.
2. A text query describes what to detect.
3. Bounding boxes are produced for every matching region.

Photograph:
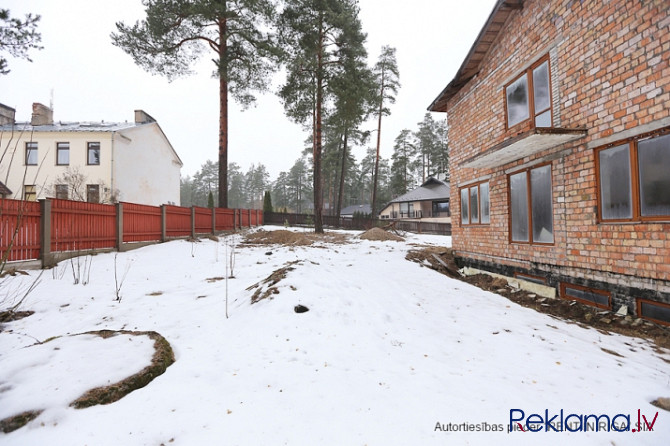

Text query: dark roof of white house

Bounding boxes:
[389,178,450,204]
[0,121,139,133]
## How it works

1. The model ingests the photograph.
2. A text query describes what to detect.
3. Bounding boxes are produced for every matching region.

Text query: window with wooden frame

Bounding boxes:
[560,282,611,310]
[86,184,100,203]
[637,298,670,327]
[23,185,37,201]
[56,142,70,165]
[55,184,69,200]
[25,142,38,165]
[596,127,670,222]
[460,181,490,226]
[87,142,100,165]
[509,163,553,244]
[505,56,552,129]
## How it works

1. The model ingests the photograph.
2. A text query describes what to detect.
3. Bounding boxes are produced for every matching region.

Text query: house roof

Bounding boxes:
[341,204,371,216]
[0,180,12,196]
[0,121,139,133]
[389,178,450,204]
[428,0,524,112]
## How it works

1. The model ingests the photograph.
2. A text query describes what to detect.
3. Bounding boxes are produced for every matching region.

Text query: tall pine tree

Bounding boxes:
[278,0,367,233]
[112,0,280,208]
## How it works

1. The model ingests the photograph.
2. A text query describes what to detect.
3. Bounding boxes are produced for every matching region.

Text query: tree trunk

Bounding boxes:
[218,18,229,208]
[313,17,324,233]
[371,88,383,219]
[336,127,348,220]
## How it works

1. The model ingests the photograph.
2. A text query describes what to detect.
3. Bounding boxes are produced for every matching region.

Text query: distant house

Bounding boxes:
[379,177,450,222]
[0,181,11,198]
[429,0,670,324]
[0,103,182,206]
[340,204,371,219]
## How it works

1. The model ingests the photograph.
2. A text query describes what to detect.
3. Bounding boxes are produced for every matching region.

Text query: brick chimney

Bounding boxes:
[31,102,53,126]
[0,103,15,125]
[134,109,156,124]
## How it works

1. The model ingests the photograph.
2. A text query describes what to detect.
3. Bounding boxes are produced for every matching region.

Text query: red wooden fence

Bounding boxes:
[123,202,161,243]
[215,208,235,231]
[165,205,191,238]
[1,198,262,264]
[0,199,41,262]
[51,199,116,252]
[194,206,212,235]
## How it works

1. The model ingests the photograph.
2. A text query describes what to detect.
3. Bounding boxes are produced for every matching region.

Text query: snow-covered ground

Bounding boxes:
[0,227,668,445]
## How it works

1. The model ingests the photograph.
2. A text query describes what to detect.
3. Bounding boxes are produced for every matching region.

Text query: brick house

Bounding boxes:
[429,0,670,325]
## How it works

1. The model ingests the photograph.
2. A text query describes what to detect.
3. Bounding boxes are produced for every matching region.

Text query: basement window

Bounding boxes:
[637,299,670,327]
[560,283,611,310]
[514,272,547,285]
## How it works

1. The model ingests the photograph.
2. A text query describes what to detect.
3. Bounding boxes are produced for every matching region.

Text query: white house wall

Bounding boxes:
[113,123,181,206]
[0,130,113,200]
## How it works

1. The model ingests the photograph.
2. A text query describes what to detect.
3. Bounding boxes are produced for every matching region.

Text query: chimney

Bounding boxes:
[31,102,54,126]
[0,103,16,125]
[134,109,156,124]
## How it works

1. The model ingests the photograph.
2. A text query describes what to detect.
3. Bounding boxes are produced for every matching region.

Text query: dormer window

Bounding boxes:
[505,56,552,129]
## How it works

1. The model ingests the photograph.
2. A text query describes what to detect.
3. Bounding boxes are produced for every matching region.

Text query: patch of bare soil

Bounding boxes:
[243,229,348,246]
[247,260,302,304]
[406,247,670,350]
[0,330,176,433]
[0,410,43,434]
[359,227,404,242]
[0,310,34,324]
[70,330,175,408]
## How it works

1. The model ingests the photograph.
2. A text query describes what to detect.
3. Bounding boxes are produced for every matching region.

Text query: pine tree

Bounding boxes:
[278,0,367,233]
[112,0,280,208]
[370,45,400,218]
[0,9,42,75]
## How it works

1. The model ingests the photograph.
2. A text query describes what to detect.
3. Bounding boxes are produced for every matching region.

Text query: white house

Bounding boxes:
[0,103,182,206]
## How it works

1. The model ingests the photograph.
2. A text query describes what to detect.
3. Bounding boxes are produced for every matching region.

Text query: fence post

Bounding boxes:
[233,209,237,231]
[211,207,216,234]
[116,202,124,252]
[256,209,259,226]
[161,205,167,242]
[191,206,196,238]
[39,198,53,268]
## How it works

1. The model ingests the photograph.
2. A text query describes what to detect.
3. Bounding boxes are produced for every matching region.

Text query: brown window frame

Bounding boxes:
[507,162,554,245]
[560,282,612,310]
[87,142,101,165]
[637,298,670,327]
[23,184,37,201]
[56,142,70,166]
[25,142,38,165]
[595,126,670,223]
[460,180,490,226]
[504,55,553,130]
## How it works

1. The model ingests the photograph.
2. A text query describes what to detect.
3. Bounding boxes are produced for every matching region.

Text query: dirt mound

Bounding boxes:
[244,230,314,246]
[359,227,404,242]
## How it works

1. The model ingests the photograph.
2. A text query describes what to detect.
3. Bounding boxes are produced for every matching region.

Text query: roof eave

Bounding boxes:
[428,0,524,113]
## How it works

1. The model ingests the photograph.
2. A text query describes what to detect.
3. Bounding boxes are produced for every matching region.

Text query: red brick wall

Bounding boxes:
[447,0,670,286]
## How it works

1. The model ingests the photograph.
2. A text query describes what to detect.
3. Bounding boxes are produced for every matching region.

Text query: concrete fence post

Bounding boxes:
[39,198,53,268]
[116,202,124,251]
[161,205,167,242]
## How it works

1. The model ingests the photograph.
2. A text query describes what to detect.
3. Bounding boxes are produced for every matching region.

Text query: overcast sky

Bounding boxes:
[0,0,498,179]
